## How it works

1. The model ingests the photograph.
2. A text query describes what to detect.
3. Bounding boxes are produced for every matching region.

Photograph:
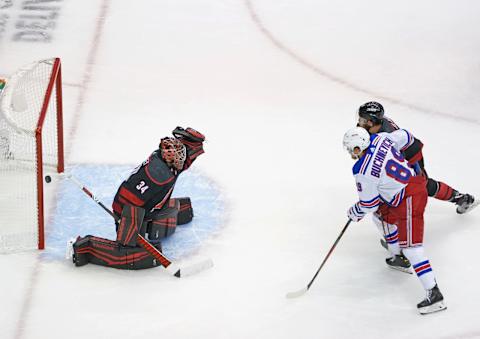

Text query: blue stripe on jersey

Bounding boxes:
[382,188,405,207]
[359,195,381,208]
[353,134,380,175]
[365,135,382,174]
[361,195,381,204]
[400,130,415,151]
[360,153,372,175]
[353,156,366,175]
[371,134,381,146]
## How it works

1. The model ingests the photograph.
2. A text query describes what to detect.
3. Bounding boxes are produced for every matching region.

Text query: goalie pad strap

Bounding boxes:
[116,204,146,246]
[177,197,193,225]
[147,199,179,240]
[73,235,161,270]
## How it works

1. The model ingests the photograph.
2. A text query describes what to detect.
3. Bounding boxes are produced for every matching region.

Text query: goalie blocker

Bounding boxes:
[72,198,193,270]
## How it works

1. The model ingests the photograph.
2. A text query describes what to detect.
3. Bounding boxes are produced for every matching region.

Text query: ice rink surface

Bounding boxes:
[1,1,480,338]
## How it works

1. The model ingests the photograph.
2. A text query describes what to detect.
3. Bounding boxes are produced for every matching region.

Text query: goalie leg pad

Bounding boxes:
[147,199,180,241]
[72,236,90,266]
[73,235,162,270]
[116,204,146,246]
[175,197,194,225]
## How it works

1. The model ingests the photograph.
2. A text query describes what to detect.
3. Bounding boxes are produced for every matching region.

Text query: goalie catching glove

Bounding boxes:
[173,126,205,143]
[172,126,205,168]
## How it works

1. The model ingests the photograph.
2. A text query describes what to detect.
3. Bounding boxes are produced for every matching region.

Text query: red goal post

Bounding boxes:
[0,58,64,251]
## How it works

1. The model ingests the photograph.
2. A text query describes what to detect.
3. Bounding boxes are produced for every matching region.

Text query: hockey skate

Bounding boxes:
[454,193,479,214]
[385,254,412,274]
[417,284,447,315]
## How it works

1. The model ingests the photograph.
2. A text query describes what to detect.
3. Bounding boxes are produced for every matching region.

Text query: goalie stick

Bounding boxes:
[286,219,351,299]
[62,173,213,278]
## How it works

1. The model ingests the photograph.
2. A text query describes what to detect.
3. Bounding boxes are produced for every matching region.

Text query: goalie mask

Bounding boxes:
[343,127,370,159]
[160,137,186,171]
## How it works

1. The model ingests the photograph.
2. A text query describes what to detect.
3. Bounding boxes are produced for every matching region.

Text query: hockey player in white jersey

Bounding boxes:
[357,101,478,214]
[343,127,446,315]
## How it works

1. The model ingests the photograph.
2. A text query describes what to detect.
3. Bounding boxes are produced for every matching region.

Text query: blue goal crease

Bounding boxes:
[43,164,225,262]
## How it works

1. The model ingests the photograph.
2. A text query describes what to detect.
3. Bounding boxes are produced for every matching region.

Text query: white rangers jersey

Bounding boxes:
[349,130,416,220]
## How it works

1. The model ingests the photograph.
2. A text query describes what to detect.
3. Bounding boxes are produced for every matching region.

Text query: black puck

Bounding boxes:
[45,175,51,183]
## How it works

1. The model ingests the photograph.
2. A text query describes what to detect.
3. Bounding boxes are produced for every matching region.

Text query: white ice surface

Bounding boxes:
[1,1,480,338]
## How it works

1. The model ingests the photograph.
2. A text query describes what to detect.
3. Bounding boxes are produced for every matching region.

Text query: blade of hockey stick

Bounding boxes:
[172,258,214,278]
[285,219,352,299]
[380,238,388,250]
[286,287,308,299]
[138,236,214,278]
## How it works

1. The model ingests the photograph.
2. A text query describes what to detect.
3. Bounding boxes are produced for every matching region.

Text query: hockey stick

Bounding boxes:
[286,219,352,299]
[380,238,388,250]
[62,173,213,277]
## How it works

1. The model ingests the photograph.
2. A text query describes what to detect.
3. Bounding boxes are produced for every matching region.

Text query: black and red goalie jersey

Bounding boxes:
[112,127,205,219]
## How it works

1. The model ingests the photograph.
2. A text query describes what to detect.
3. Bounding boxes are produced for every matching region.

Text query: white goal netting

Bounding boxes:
[0,58,63,252]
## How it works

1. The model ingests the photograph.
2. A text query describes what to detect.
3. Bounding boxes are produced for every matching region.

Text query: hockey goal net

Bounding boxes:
[0,58,64,252]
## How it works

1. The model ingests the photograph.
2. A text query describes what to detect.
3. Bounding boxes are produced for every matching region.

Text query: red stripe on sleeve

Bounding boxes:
[119,187,145,206]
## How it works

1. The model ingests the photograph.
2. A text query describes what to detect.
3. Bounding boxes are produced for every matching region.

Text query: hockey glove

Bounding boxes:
[347,203,365,222]
[172,126,205,168]
[172,126,205,143]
